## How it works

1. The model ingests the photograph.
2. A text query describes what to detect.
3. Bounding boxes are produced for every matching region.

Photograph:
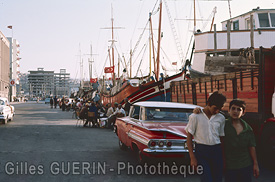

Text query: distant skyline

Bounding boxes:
[0,0,274,80]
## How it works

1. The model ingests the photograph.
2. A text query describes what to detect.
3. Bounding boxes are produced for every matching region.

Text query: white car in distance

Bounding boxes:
[0,97,15,124]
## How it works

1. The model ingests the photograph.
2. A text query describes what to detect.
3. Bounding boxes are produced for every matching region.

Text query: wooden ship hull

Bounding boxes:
[101,70,185,106]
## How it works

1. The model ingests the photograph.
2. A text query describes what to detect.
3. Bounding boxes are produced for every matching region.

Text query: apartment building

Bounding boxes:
[0,31,10,98]
[28,68,70,97]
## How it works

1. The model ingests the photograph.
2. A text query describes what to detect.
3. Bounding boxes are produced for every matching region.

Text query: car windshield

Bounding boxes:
[0,100,4,105]
[144,107,193,123]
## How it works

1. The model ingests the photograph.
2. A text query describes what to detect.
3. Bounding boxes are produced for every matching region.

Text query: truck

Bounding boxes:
[170,47,275,168]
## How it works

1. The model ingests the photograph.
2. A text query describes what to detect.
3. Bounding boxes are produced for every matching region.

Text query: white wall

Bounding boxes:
[195,29,275,51]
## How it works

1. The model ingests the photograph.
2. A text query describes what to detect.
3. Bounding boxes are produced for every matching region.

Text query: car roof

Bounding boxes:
[133,101,201,109]
[0,97,8,101]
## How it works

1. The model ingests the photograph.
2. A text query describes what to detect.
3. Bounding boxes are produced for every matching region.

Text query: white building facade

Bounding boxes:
[0,31,10,98]
[7,37,20,101]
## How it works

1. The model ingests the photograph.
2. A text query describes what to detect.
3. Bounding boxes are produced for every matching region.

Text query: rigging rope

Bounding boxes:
[130,0,145,45]
[135,41,149,77]
[99,50,112,78]
[129,0,160,65]
[163,0,184,64]
[132,42,148,70]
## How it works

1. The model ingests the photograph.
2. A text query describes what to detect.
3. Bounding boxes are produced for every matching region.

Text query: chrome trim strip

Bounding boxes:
[122,119,188,138]
[128,132,149,146]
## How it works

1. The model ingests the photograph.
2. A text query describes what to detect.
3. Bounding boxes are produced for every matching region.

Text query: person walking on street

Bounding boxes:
[50,97,54,109]
[186,91,226,182]
[54,96,58,109]
[61,97,66,111]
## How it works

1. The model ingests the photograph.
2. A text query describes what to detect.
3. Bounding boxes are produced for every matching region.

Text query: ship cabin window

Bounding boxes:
[246,18,251,29]
[258,13,270,27]
[233,20,239,30]
[270,13,275,27]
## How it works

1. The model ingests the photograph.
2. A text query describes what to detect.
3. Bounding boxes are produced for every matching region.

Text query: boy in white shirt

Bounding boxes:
[186,91,226,182]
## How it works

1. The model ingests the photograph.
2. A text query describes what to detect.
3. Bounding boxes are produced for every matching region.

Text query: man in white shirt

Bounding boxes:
[107,102,119,129]
[76,100,83,109]
[113,104,126,117]
[186,91,226,182]
[106,103,113,117]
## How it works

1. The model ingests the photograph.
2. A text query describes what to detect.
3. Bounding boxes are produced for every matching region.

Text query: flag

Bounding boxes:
[104,66,114,73]
[7,25,12,29]
[172,62,177,65]
[90,78,98,83]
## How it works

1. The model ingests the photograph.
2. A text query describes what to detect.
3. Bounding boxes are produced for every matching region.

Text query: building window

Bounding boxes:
[270,13,275,27]
[233,20,239,30]
[258,13,270,27]
[246,18,250,29]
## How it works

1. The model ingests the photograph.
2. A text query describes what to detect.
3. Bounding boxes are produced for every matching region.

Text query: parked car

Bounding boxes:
[0,97,15,124]
[30,98,37,101]
[45,98,51,104]
[115,101,201,163]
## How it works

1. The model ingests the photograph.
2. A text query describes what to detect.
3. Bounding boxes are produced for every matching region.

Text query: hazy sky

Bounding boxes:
[0,0,274,80]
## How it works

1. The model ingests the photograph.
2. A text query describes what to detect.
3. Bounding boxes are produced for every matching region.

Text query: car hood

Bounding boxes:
[141,122,188,137]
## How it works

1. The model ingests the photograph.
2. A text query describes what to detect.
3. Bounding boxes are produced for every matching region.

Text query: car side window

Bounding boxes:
[140,107,146,120]
[130,106,140,120]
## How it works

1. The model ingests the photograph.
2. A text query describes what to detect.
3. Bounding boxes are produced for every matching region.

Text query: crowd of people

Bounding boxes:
[51,97,131,128]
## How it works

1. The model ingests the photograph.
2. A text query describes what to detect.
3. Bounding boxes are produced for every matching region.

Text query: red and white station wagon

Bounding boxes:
[115,101,201,163]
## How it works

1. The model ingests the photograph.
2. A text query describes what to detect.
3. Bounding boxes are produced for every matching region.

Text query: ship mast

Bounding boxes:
[111,5,115,82]
[149,12,156,77]
[155,0,163,81]
[88,44,94,81]
[101,4,124,84]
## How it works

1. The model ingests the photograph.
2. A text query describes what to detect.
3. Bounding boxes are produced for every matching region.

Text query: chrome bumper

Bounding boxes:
[143,148,189,153]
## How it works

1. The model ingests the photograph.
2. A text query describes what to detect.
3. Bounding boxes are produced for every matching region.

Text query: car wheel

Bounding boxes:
[136,150,147,165]
[119,140,128,151]
[113,125,117,135]
[3,117,8,124]
[9,114,14,121]
[132,144,147,165]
